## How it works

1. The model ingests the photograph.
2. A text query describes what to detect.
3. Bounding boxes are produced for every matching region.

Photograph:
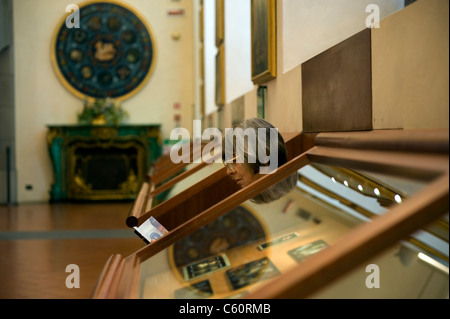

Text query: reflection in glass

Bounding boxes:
[297,163,448,269]
[137,161,448,299]
[297,163,430,219]
[151,144,223,207]
[151,161,223,208]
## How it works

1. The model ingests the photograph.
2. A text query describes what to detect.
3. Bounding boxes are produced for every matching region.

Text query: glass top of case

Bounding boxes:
[137,160,448,299]
[152,146,223,207]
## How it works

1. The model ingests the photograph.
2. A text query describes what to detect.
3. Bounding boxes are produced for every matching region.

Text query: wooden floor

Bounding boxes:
[0,202,146,299]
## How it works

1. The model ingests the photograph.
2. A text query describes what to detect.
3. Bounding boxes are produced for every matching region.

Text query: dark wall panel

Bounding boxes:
[302,29,372,132]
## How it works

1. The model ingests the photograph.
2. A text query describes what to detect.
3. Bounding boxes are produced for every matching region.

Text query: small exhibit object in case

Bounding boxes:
[257,232,299,251]
[134,216,169,245]
[226,257,281,290]
[174,280,214,299]
[182,253,231,281]
[288,239,328,262]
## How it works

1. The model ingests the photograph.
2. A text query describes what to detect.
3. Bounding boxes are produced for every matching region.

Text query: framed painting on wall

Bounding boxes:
[215,44,225,107]
[257,86,266,119]
[251,0,277,85]
[215,0,224,46]
[217,106,224,132]
[207,113,215,129]
[231,96,245,126]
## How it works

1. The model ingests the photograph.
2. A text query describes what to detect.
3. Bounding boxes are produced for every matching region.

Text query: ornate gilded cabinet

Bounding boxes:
[92,130,449,299]
[47,124,161,201]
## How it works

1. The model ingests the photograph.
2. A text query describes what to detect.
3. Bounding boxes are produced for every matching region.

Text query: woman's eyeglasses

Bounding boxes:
[223,155,239,172]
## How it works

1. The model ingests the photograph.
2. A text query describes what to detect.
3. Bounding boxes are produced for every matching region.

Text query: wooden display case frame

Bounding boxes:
[92,129,448,299]
[126,133,302,229]
[126,139,223,228]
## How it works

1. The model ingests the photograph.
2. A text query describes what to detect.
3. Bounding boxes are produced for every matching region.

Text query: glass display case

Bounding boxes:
[126,138,226,228]
[126,133,301,229]
[92,129,448,299]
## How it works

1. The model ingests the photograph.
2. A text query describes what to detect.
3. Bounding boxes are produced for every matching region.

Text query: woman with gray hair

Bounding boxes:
[222,118,297,204]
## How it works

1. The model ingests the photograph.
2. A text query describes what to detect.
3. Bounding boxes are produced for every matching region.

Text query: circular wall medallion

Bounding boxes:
[51,0,156,101]
[170,205,268,269]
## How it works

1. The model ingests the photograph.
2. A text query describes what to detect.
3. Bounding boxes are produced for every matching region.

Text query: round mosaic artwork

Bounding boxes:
[170,205,268,268]
[51,1,156,100]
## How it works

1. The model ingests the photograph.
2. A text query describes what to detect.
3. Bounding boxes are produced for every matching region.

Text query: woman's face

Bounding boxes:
[224,159,260,188]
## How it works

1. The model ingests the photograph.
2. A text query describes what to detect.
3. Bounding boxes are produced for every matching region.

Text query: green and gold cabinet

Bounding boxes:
[47,124,161,201]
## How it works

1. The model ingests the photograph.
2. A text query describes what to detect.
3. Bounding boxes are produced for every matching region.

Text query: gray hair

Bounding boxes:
[223,118,298,204]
